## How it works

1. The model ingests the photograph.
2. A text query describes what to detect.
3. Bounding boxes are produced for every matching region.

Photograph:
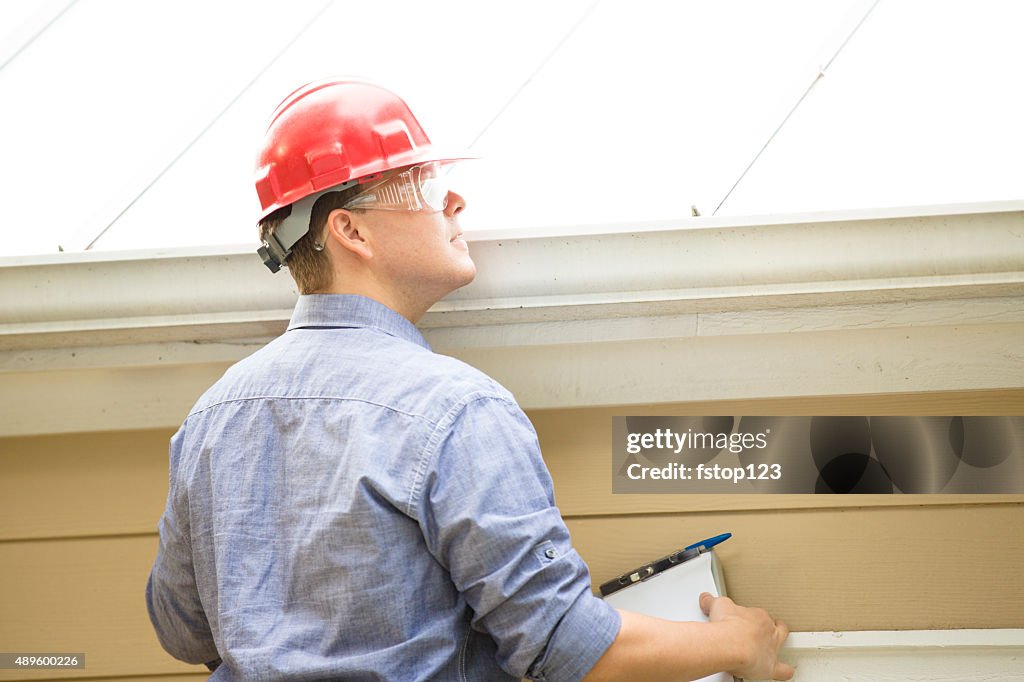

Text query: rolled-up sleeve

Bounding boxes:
[414,393,621,682]
[145,433,219,665]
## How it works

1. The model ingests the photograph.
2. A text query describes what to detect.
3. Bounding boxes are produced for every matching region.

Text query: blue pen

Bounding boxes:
[685,532,732,552]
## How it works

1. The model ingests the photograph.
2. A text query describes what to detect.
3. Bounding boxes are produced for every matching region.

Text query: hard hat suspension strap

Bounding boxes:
[258,180,358,273]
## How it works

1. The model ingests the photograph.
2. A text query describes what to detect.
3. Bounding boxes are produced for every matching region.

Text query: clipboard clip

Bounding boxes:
[599,533,732,598]
[617,565,655,588]
[601,547,701,596]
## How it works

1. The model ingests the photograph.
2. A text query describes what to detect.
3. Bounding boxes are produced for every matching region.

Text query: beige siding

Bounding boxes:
[0,534,207,680]
[542,390,1024,633]
[0,389,1021,679]
[0,430,174,542]
[533,390,1024,516]
[567,506,1024,632]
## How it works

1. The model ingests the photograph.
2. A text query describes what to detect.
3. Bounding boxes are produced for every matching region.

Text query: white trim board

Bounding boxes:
[1,203,1021,435]
[753,629,1024,682]
[3,202,1021,339]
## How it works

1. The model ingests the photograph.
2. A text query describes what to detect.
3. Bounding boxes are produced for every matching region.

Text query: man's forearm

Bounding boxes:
[583,610,745,681]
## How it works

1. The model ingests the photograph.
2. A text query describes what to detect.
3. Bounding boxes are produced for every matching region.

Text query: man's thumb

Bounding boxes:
[699,592,714,616]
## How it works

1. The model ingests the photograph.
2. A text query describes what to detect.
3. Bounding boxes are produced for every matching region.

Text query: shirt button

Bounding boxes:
[544,548,557,559]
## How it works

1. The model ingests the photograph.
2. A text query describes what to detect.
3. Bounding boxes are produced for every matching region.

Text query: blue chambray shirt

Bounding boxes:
[146,294,621,681]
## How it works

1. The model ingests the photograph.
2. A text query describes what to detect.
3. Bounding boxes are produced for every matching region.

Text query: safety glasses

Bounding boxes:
[342,161,450,213]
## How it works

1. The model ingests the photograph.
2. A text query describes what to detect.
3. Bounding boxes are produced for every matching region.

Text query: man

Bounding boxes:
[146,78,794,681]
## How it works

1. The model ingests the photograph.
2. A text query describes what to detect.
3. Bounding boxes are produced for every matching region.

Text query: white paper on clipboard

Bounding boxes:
[602,551,736,682]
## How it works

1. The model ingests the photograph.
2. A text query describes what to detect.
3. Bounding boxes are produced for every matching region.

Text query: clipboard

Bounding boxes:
[601,541,737,682]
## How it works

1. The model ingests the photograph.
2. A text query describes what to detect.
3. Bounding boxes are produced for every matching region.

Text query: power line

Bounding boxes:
[0,0,78,73]
[468,0,602,150]
[712,0,882,216]
[84,0,335,250]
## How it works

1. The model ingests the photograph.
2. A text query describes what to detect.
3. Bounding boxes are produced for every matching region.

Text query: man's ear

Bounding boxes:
[325,208,373,261]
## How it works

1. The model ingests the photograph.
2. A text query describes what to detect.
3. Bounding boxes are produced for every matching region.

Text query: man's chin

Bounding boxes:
[459,262,477,288]
[452,259,477,291]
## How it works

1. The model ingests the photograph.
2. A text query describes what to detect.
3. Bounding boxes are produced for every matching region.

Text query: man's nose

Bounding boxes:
[445,190,466,216]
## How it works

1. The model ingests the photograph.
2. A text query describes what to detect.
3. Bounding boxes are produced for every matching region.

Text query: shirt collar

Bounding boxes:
[286,294,431,351]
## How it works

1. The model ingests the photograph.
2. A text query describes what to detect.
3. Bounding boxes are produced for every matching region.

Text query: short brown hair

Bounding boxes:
[257,185,364,294]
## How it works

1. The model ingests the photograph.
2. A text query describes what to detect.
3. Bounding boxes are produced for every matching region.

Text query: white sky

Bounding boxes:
[1,0,1021,257]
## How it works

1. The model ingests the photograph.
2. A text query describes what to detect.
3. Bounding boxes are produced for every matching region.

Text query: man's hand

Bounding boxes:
[584,595,795,681]
[699,592,794,681]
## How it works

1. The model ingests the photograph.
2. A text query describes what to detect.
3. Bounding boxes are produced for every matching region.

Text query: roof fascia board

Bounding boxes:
[2,203,1022,351]
[2,203,1022,434]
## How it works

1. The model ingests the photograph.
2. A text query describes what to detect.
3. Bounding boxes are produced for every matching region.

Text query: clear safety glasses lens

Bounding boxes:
[342,162,450,212]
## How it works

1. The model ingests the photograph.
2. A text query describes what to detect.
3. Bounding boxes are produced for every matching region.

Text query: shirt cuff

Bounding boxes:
[530,590,622,682]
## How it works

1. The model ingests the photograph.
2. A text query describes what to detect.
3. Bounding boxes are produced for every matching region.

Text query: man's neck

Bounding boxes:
[315,283,433,325]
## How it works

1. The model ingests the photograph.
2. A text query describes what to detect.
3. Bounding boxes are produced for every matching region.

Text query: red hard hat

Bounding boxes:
[253,78,471,272]
[255,78,466,220]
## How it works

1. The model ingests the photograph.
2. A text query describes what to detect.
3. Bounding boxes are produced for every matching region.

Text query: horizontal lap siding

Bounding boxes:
[1,388,1021,679]
[535,390,1024,631]
[0,429,175,542]
[0,535,205,680]
[531,389,1024,517]
[565,505,1024,632]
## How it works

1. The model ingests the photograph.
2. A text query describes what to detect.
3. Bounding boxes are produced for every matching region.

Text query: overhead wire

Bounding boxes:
[712,0,882,216]
[84,0,335,250]
[0,0,79,74]
[467,0,602,151]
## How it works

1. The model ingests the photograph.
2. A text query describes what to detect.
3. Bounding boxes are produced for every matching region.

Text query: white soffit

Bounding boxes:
[2,202,1019,338]
[88,0,597,252]
[11,0,595,254]
[0,203,1021,435]
[717,0,1024,215]
[457,0,868,231]
[0,0,74,70]
[3,0,1021,257]
[0,0,329,256]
